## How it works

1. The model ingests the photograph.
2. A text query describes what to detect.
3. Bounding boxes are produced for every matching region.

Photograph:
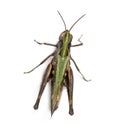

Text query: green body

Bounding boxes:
[51,31,72,112]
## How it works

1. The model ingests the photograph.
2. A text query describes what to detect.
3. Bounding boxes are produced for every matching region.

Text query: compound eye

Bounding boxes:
[59,32,66,40]
[61,32,66,38]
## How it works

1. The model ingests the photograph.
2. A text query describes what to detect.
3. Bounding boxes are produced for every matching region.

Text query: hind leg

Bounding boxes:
[66,67,74,115]
[34,64,52,109]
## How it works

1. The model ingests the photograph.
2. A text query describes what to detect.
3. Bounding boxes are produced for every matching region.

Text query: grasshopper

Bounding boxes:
[24,11,90,116]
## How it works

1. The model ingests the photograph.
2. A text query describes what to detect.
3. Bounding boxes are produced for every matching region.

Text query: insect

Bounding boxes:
[24,11,90,116]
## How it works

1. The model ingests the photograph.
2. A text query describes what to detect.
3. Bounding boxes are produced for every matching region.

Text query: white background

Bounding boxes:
[0,0,120,127]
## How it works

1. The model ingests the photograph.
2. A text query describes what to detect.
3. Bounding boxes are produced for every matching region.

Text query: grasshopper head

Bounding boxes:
[59,30,73,43]
[57,11,85,50]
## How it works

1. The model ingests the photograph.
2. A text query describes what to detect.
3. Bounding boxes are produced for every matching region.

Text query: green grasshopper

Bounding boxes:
[24,11,90,116]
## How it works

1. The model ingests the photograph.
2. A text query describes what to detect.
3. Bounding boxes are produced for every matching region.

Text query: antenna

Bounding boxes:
[69,14,86,31]
[57,10,67,30]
